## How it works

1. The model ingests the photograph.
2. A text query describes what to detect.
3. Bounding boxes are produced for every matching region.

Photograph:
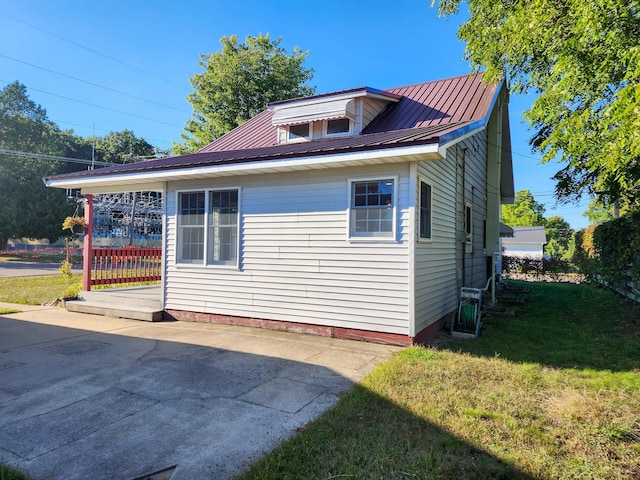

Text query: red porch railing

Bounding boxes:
[89,246,162,287]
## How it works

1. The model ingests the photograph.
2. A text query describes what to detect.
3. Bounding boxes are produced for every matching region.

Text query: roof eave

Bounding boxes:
[45,142,442,194]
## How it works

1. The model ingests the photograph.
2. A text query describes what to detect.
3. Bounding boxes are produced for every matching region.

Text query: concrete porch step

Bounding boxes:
[64,298,164,322]
[80,288,162,309]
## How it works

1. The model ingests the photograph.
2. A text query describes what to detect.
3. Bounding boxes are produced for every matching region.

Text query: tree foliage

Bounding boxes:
[434,0,640,208]
[0,82,158,250]
[0,82,74,249]
[86,129,155,164]
[175,34,315,154]
[502,189,546,227]
[545,215,574,260]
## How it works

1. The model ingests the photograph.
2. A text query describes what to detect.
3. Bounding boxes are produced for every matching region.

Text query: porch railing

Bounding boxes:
[90,246,162,287]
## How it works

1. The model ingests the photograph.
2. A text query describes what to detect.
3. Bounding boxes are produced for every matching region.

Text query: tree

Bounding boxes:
[87,129,155,164]
[545,215,574,260]
[174,34,315,153]
[0,82,75,250]
[434,0,640,208]
[502,190,546,227]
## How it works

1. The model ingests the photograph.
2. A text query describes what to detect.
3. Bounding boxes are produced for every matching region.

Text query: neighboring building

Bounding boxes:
[45,72,515,345]
[501,226,547,259]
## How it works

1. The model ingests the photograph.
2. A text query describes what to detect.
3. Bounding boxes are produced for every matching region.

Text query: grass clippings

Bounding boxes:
[240,282,640,480]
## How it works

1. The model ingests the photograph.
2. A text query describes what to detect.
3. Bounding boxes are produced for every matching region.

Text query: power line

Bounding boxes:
[0,53,191,114]
[0,12,190,91]
[0,148,110,166]
[0,79,183,129]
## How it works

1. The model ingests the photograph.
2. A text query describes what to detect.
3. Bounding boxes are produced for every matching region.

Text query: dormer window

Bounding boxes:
[288,123,310,141]
[325,118,351,137]
[269,87,401,145]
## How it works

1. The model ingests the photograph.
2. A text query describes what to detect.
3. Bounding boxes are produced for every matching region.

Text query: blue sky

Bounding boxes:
[0,0,590,229]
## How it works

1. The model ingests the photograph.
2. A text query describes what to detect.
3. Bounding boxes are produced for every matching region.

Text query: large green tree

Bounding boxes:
[502,189,546,227]
[434,0,640,207]
[175,34,315,153]
[0,82,76,249]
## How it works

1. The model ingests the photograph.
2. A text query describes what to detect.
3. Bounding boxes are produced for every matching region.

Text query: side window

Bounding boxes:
[419,181,432,239]
[350,178,395,238]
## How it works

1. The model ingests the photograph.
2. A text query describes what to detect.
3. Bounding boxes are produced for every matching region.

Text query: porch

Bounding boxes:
[65,285,163,322]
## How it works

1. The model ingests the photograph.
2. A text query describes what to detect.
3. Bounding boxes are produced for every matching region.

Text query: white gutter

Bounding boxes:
[45,142,442,191]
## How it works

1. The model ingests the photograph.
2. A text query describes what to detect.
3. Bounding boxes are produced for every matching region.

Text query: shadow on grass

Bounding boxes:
[446,281,640,372]
[241,382,535,480]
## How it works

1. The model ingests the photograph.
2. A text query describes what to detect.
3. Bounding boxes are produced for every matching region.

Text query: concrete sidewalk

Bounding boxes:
[0,303,401,479]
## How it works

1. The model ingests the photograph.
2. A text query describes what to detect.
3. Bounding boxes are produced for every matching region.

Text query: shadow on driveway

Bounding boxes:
[0,309,398,479]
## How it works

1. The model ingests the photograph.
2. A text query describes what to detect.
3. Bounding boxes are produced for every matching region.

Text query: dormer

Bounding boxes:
[269,87,401,144]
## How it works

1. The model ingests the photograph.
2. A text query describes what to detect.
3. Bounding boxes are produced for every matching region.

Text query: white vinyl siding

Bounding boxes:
[413,154,458,334]
[165,165,411,335]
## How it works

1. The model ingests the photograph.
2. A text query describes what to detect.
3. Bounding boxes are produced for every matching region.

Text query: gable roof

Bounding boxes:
[44,73,511,193]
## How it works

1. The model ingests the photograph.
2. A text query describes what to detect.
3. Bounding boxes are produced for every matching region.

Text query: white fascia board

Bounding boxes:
[437,124,486,157]
[45,143,442,191]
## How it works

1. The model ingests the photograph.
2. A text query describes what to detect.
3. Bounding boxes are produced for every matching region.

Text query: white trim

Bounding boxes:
[408,163,417,337]
[45,143,442,192]
[347,175,399,242]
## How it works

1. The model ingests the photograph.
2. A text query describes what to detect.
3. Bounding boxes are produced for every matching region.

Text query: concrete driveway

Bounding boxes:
[0,304,401,479]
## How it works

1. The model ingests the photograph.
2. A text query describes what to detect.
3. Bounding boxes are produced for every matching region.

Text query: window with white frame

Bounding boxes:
[177,189,239,266]
[350,178,395,238]
[419,181,432,239]
[288,123,310,141]
[324,118,351,137]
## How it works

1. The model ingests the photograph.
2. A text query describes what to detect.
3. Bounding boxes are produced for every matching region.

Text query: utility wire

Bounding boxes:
[0,12,190,91]
[0,79,183,129]
[0,148,111,166]
[0,53,191,114]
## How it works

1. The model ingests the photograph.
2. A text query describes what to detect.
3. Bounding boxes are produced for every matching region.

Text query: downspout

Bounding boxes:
[461,147,467,288]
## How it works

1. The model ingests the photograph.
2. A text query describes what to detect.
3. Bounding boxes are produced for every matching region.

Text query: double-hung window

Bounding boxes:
[177,189,239,266]
[349,178,395,239]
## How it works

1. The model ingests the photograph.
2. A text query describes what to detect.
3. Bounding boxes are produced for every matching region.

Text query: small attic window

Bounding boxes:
[325,118,351,136]
[288,123,310,141]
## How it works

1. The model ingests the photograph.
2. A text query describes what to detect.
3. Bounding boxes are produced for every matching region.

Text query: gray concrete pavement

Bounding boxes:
[0,303,401,479]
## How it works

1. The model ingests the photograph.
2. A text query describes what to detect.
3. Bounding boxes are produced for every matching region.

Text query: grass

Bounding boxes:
[240,281,640,480]
[0,308,21,315]
[0,463,30,480]
[0,274,83,305]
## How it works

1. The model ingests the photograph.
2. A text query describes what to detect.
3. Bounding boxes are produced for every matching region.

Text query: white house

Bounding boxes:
[501,226,547,259]
[45,73,515,345]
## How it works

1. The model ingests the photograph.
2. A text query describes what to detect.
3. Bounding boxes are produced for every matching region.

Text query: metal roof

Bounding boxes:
[502,226,547,245]
[45,72,506,188]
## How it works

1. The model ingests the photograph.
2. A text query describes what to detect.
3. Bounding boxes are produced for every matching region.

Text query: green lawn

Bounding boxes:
[241,282,640,479]
[0,274,83,305]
